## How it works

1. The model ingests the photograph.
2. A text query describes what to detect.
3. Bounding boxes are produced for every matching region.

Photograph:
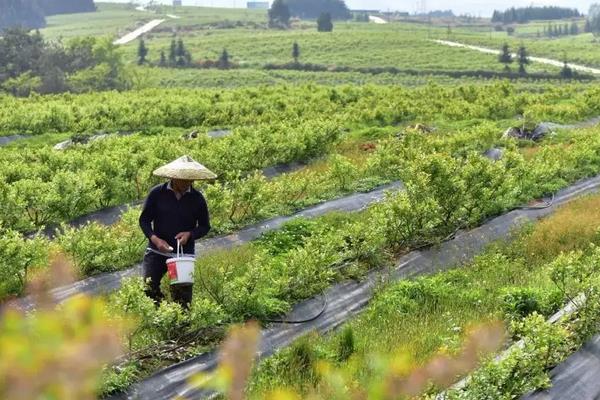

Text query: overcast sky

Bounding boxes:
[129,1,595,17]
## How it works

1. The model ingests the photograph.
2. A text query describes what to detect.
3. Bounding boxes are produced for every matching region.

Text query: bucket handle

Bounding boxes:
[176,238,182,258]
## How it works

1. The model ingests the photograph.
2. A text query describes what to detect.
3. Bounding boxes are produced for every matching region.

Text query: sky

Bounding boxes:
[126,1,595,17]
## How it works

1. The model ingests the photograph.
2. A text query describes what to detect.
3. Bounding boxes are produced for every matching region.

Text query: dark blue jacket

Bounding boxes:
[139,182,210,254]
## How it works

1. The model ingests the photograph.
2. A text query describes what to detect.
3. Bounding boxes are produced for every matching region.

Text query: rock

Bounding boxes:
[89,134,110,143]
[502,127,523,139]
[483,148,503,161]
[531,123,552,141]
[183,130,199,140]
[53,140,73,151]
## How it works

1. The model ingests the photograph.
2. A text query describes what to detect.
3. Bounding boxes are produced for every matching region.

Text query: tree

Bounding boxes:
[159,50,167,67]
[292,41,300,63]
[218,48,230,69]
[137,39,148,65]
[0,0,46,30]
[498,43,513,71]
[561,60,573,79]
[286,0,351,20]
[176,38,186,67]
[588,4,600,36]
[0,28,46,80]
[517,45,529,75]
[268,0,290,28]
[38,0,96,16]
[491,6,580,24]
[168,39,177,66]
[570,22,579,35]
[317,12,333,32]
[176,38,185,58]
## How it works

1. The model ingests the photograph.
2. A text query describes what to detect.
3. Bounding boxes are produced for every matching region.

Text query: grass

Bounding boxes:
[124,23,561,74]
[41,3,153,39]
[520,194,600,263]
[245,190,600,398]
[39,4,564,76]
[41,2,266,40]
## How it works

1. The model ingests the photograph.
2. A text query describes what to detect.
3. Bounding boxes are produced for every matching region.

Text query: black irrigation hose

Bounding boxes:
[518,192,556,210]
[263,294,328,324]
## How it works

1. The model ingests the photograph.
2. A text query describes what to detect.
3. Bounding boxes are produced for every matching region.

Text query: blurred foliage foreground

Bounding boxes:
[0,253,505,400]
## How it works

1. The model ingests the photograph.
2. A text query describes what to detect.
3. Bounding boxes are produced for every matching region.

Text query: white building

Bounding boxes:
[247,1,269,9]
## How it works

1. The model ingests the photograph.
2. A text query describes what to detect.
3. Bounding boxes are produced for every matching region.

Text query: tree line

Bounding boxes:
[542,22,580,37]
[492,6,580,24]
[286,0,349,20]
[0,28,128,96]
[0,0,95,31]
[138,37,232,69]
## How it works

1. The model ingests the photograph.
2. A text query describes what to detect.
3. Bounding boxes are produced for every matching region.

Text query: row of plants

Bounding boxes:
[3,134,600,400]
[242,192,600,399]
[96,123,600,395]
[1,83,600,136]
[4,82,600,233]
[0,119,343,232]
[0,122,502,301]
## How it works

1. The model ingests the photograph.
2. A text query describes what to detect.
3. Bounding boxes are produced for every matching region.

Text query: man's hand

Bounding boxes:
[151,235,172,253]
[175,231,192,246]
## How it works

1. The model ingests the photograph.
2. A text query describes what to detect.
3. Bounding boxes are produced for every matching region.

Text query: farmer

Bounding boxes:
[139,155,216,308]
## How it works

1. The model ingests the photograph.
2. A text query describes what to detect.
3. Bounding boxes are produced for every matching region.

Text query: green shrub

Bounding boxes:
[501,287,563,323]
[0,228,50,299]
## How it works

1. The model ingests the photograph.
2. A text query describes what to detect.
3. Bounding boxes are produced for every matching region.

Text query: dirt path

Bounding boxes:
[433,39,600,75]
[113,7,179,45]
[113,19,166,45]
[369,15,387,24]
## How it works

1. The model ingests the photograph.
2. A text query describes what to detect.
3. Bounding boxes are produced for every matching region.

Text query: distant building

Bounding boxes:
[247,1,269,9]
[351,9,381,14]
[173,0,182,6]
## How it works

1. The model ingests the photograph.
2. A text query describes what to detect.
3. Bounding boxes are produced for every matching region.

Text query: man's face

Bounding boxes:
[172,179,193,192]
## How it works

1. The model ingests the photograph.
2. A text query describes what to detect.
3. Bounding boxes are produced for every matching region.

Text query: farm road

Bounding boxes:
[113,7,179,45]
[433,39,600,75]
[369,15,387,24]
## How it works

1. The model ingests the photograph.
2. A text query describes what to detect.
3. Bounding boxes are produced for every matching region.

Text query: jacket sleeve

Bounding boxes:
[139,189,157,239]
[191,194,211,240]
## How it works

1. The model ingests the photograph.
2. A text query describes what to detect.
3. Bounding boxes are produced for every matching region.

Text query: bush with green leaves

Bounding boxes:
[56,209,145,276]
[0,227,50,299]
[501,287,563,324]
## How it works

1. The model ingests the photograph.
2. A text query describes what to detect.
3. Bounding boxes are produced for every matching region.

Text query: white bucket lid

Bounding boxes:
[166,256,196,263]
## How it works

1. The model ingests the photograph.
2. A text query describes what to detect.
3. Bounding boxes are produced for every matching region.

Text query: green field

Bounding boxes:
[4,3,600,400]
[40,2,569,89]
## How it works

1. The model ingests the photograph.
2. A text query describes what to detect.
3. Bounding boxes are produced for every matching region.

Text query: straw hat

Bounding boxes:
[153,155,217,180]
